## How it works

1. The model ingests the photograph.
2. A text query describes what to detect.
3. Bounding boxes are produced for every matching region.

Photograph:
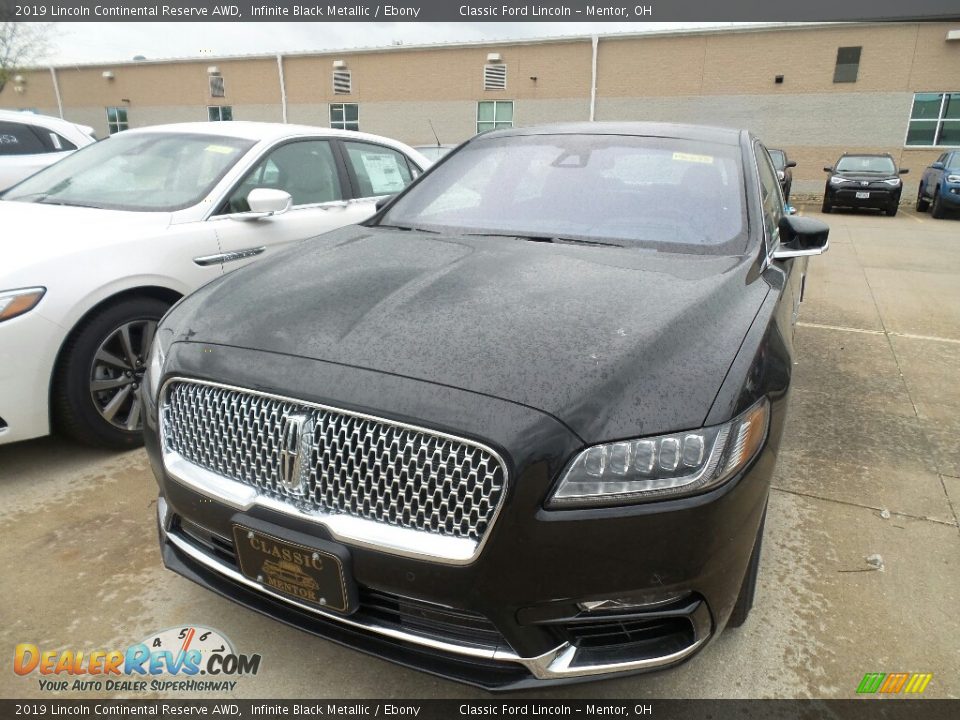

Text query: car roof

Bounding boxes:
[122,121,397,145]
[115,121,431,167]
[0,109,94,136]
[838,152,895,158]
[479,122,744,146]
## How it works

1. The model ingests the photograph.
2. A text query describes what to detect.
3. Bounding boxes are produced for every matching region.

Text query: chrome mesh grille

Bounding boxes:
[161,381,507,543]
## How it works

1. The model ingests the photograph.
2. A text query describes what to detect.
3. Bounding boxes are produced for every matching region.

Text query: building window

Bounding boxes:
[906,93,960,146]
[330,103,359,131]
[477,101,513,133]
[483,63,507,90]
[208,106,233,122]
[106,106,128,134]
[833,46,861,83]
[333,69,352,95]
[209,75,225,98]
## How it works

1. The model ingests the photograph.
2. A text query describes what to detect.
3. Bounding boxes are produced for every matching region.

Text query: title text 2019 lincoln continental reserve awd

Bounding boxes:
[144,123,829,689]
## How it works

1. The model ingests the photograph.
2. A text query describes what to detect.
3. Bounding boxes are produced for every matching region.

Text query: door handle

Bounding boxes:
[193,246,266,267]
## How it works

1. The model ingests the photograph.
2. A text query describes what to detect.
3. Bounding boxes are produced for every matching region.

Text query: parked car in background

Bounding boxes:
[821,153,908,216]
[413,143,456,162]
[916,150,960,219]
[0,110,96,191]
[0,122,428,448]
[768,148,795,202]
[145,122,828,688]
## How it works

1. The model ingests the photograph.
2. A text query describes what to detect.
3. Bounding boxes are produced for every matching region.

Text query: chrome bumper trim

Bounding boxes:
[157,500,711,681]
[163,449,480,565]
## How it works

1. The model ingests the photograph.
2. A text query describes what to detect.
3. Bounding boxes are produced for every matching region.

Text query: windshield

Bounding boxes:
[835,156,896,174]
[768,150,786,170]
[379,134,748,254]
[3,132,255,211]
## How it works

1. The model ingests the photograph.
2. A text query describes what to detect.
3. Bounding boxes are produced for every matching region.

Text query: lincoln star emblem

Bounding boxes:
[279,413,312,494]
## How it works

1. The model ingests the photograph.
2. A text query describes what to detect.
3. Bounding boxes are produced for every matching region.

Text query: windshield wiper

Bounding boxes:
[34,198,101,209]
[378,224,441,233]
[463,232,623,248]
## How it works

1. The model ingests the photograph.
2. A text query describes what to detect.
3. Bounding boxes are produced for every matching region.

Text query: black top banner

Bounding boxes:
[1,0,959,22]
[2,700,960,720]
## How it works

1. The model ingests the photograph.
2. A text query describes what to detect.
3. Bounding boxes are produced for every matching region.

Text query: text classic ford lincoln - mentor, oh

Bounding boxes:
[144,123,829,689]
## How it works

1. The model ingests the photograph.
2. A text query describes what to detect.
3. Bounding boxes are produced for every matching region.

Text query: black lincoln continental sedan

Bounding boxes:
[143,123,828,689]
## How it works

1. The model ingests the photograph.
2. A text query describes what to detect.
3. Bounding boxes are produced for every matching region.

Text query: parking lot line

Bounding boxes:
[797,321,960,346]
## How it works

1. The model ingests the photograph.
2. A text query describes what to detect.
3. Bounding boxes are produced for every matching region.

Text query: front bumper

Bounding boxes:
[145,345,779,689]
[937,184,960,208]
[0,310,63,444]
[825,184,901,209]
[158,496,715,688]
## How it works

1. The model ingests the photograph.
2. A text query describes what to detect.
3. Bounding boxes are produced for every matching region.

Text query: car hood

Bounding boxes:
[169,226,769,443]
[0,200,171,272]
[831,170,898,182]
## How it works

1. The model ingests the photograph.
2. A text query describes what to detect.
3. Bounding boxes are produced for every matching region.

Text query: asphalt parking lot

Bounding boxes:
[2,207,958,700]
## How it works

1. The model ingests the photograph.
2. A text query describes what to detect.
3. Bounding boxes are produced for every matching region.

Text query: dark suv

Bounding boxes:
[822,153,908,216]
[916,150,960,219]
[768,149,795,202]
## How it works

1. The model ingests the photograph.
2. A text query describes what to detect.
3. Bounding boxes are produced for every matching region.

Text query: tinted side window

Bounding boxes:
[755,145,784,248]
[223,140,343,212]
[343,142,414,197]
[0,121,48,156]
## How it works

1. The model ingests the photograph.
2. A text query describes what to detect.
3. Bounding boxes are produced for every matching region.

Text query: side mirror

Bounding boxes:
[823,166,833,173]
[786,161,797,168]
[773,215,829,260]
[898,168,910,175]
[246,188,292,215]
[375,194,397,212]
[931,161,945,170]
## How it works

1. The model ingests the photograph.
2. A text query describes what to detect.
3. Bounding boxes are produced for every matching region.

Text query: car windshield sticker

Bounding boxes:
[672,152,714,164]
[0,134,19,145]
[205,144,238,155]
[360,152,406,194]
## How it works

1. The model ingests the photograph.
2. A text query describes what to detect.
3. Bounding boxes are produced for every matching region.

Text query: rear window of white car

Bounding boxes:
[0,121,48,156]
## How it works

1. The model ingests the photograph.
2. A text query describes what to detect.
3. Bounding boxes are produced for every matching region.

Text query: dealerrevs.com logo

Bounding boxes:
[13,626,261,693]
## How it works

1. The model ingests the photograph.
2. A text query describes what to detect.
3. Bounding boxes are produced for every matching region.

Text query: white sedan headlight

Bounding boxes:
[548,398,770,508]
[0,287,46,323]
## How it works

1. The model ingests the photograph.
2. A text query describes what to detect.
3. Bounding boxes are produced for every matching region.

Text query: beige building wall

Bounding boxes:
[1,22,957,197]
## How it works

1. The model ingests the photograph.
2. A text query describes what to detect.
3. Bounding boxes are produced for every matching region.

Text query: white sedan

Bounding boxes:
[0,122,429,448]
[0,110,97,191]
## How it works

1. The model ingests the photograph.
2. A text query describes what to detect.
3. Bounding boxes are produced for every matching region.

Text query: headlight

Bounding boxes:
[829,176,850,185]
[882,178,901,186]
[947,174,960,184]
[777,170,785,181]
[0,287,46,323]
[144,323,175,401]
[548,398,770,508]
